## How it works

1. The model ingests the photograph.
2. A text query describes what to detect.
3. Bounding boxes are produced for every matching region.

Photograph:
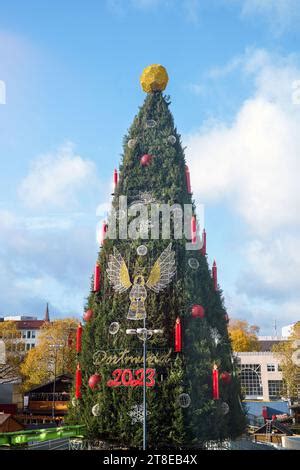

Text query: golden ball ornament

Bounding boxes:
[140,64,169,93]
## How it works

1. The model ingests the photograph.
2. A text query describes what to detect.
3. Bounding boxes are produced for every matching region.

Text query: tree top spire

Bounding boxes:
[140,64,169,93]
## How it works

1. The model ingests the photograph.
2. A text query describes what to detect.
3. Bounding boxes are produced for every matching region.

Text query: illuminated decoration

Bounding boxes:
[128,404,150,424]
[140,64,169,93]
[93,348,172,366]
[191,215,197,244]
[106,243,176,320]
[75,364,82,399]
[83,309,93,322]
[201,228,206,255]
[71,397,78,407]
[174,317,182,352]
[128,275,148,320]
[140,154,153,166]
[88,373,101,390]
[127,138,137,148]
[145,119,157,128]
[220,372,232,384]
[113,169,118,189]
[185,165,191,194]
[76,323,83,353]
[108,322,120,335]
[212,364,219,400]
[221,402,230,415]
[91,404,101,417]
[107,368,156,387]
[178,393,191,408]
[93,263,101,292]
[191,304,205,319]
[188,258,199,270]
[167,135,176,145]
[210,327,221,346]
[212,260,218,290]
[137,245,148,256]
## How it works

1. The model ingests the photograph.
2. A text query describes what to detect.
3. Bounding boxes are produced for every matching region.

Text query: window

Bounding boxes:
[31,344,35,349]
[26,343,30,351]
[267,364,275,372]
[27,331,31,339]
[268,380,283,400]
[22,332,26,339]
[278,364,282,372]
[32,330,36,339]
[239,364,263,398]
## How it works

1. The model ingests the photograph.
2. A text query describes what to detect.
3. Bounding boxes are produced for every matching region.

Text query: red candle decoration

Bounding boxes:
[94,263,101,292]
[174,317,182,352]
[191,304,205,318]
[76,323,82,353]
[83,309,93,322]
[101,221,108,246]
[212,260,218,290]
[212,364,219,400]
[140,154,152,166]
[191,215,197,244]
[75,364,82,399]
[220,372,232,384]
[200,228,206,255]
[185,165,191,194]
[113,169,118,189]
[88,373,101,390]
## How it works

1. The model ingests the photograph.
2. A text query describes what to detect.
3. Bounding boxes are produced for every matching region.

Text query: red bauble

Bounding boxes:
[88,373,101,390]
[191,304,205,318]
[140,154,152,166]
[220,372,232,384]
[83,309,93,322]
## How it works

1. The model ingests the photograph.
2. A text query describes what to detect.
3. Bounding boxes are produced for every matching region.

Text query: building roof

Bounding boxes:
[0,413,24,432]
[27,374,73,393]
[254,420,293,435]
[259,340,282,352]
[15,320,46,330]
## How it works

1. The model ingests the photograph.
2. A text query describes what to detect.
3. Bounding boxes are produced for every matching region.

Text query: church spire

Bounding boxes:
[44,302,50,322]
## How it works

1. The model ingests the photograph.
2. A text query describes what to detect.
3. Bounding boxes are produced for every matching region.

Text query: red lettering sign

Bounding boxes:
[107,368,155,387]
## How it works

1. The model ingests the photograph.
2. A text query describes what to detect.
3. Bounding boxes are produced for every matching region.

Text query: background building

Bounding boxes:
[0,304,50,351]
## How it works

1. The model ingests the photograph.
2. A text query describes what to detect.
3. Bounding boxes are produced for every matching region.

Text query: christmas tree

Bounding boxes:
[70,65,246,448]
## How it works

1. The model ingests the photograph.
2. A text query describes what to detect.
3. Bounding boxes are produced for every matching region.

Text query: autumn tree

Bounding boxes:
[21,318,78,391]
[228,320,260,352]
[273,322,300,399]
[0,321,25,368]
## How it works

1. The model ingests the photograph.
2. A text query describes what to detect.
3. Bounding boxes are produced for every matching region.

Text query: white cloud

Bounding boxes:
[240,235,300,299]
[240,0,300,34]
[184,49,300,331]
[19,142,96,209]
[186,50,300,235]
[0,207,97,318]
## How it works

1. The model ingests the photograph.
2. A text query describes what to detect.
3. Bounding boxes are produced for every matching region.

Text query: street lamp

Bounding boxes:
[126,320,163,450]
[48,342,64,420]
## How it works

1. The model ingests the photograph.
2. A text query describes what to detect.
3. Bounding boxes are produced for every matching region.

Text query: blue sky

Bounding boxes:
[0,0,300,334]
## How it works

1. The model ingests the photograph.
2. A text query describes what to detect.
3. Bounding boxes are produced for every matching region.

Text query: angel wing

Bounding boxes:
[146,243,176,293]
[106,248,132,293]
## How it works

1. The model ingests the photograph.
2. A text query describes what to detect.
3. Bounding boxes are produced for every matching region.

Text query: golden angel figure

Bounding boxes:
[106,243,176,320]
